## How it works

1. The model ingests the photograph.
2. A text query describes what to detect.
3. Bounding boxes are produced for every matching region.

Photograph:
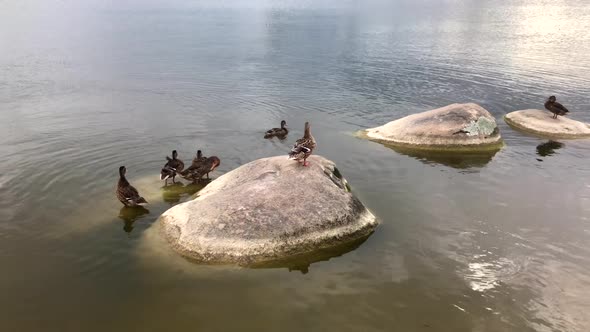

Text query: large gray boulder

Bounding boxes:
[158,155,378,266]
[505,109,590,138]
[361,103,503,151]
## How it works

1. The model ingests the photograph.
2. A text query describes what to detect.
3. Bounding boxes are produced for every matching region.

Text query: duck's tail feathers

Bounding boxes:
[137,197,148,206]
[160,172,170,181]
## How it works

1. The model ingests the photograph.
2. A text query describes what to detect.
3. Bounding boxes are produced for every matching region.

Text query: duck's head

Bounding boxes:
[197,150,202,159]
[281,120,287,129]
[304,121,311,136]
[548,96,556,102]
[119,166,127,177]
[172,150,178,159]
[209,156,221,170]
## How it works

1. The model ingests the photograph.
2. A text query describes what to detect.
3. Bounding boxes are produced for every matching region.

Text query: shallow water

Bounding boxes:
[1,0,590,331]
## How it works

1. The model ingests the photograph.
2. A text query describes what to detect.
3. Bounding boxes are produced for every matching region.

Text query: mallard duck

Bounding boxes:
[160,150,184,185]
[181,156,220,183]
[116,166,148,207]
[264,120,288,138]
[190,150,206,167]
[180,150,206,178]
[545,96,570,119]
[288,121,317,166]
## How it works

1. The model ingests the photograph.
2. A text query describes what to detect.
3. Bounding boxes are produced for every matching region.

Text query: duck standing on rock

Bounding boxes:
[180,150,206,178]
[160,150,184,185]
[264,120,288,139]
[289,121,317,166]
[545,96,570,119]
[116,166,148,207]
[193,149,206,164]
[180,156,221,183]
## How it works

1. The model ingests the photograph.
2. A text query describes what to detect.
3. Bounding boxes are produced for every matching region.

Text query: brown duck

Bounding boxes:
[288,121,317,166]
[180,156,221,183]
[544,96,570,119]
[160,150,184,185]
[264,120,288,139]
[116,166,148,207]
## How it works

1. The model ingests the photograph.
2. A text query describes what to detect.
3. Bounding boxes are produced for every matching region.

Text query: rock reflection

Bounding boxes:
[251,234,373,274]
[386,145,500,169]
[536,140,564,158]
[118,206,150,233]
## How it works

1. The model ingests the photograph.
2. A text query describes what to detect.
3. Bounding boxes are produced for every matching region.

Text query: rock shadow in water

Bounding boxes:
[118,206,150,233]
[385,145,499,169]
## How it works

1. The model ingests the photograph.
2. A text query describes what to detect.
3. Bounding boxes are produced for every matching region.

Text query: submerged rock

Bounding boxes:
[505,109,590,138]
[361,103,503,151]
[158,155,378,266]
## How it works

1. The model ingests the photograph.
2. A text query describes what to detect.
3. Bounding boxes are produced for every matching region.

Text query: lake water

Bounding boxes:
[1,0,590,331]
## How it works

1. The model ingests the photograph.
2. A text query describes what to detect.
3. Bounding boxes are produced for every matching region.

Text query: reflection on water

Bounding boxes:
[536,140,564,157]
[118,206,150,233]
[385,145,500,169]
[251,234,372,274]
[161,180,210,205]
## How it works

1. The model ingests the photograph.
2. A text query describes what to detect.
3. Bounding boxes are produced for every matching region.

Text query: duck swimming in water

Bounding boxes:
[544,96,570,119]
[264,120,288,139]
[288,121,317,166]
[160,150,184,185]
[116,166,148,207]
[180,156,221,183]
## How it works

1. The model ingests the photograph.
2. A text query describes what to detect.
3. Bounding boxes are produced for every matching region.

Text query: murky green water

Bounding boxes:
[1,1,590,331]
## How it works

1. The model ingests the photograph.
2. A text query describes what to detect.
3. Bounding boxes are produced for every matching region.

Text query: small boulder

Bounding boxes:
[158,155,378,266]
[361,103,503,151]
[505,109,590,138]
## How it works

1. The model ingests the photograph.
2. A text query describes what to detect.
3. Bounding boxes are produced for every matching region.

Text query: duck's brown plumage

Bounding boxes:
[160,150,184,184]
[182,150,206,174]
[264,120,288,139]
[288,121,316,166]
[545,96,570,119]
[180,156,221,183]
[116,166,148,207]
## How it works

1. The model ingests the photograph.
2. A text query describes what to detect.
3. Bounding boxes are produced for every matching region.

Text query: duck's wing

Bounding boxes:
[264,128,280,138]
[118,183,144,203]
[176,159,185,172]
[553,101,569,113]
[181,160,203,176]
[160,166,176,180]
[289,137,312,159]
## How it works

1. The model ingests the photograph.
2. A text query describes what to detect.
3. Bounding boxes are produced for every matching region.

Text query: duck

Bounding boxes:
[288,121,317,166]
[544,96,570,119]
[264,120,288,138]
[180,150,206,178]
[160,150,185,185]
[180,156,221,183]
[116,166,148,207]
[192,150,207,166]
